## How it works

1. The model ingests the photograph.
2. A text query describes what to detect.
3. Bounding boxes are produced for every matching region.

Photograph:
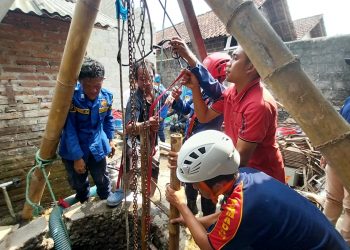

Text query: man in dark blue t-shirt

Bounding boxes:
[166,130,348,250]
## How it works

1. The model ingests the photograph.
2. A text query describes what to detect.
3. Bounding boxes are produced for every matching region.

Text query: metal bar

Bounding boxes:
[2,187,16,218]
[177,0,207,61]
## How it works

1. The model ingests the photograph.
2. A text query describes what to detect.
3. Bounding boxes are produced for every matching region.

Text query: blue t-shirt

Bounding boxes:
[207,167,348,250]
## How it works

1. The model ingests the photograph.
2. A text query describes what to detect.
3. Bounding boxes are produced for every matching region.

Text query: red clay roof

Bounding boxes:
[293,14,324,39]
[156,0,266,43]
[156,10,324,44]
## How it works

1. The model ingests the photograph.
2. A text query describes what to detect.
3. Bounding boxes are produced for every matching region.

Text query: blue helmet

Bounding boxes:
[154,74,161,83]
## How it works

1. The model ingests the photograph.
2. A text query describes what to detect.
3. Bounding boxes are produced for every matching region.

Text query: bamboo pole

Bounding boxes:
[169,133,183,250]
[140,128,150,250]
[22,0,102,220]
[203,0,350,189]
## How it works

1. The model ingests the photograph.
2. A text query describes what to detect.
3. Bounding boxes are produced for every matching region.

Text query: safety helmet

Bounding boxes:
[177,130,240,183]
[154,74,161,83]
[203,52,231,83]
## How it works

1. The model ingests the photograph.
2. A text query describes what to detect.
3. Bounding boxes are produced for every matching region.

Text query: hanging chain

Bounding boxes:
[127,0,139,249]
[139,0,151,247]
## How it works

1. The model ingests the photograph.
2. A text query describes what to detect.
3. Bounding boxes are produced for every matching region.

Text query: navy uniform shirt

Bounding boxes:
[207,167,348,250]
[59,83,114,162]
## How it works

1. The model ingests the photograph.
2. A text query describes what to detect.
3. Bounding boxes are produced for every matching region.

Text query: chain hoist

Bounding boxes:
[127,0,139,249]
[139,0,151,247]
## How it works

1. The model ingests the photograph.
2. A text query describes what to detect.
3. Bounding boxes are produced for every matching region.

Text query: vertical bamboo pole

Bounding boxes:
[140,128,150,250]
[22,0,102,220]
[169,133,183,250]
[203,0,350,190]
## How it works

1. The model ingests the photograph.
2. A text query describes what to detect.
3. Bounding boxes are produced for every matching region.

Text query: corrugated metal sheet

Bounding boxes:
[9,0,118,28]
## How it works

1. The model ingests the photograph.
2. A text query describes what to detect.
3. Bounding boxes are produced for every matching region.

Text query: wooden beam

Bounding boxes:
[169,133,183,250]
[177,0,207,61]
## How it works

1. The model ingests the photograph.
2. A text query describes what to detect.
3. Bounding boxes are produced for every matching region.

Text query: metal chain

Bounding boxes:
[127,1,139,249]
[139,0,151,247]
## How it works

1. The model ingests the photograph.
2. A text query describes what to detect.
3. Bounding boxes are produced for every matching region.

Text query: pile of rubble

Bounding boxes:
[277,119,325,195]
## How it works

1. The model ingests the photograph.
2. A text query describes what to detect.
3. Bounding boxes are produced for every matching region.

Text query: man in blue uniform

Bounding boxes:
[170,52,229,216]
[59,58,118,205]
[165,130,348,250]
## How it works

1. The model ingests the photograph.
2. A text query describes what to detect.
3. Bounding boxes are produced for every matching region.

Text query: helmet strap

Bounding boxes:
[197,180,235,204]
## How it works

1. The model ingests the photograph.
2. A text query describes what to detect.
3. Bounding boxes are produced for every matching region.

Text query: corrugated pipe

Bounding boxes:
[49,186,97,250]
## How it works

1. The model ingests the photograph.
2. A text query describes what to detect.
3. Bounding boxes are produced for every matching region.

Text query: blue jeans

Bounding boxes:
[63,154,110,203]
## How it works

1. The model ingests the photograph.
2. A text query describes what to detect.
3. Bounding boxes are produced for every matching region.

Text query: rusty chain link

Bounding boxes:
[127,0,139,249]
[139,0,151,247]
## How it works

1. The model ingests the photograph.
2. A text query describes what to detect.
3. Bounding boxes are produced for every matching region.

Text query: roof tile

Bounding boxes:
[293,14,323,39]
[9,0,117,28]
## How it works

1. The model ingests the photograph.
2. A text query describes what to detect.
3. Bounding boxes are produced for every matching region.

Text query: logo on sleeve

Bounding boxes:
[208,182,243,249]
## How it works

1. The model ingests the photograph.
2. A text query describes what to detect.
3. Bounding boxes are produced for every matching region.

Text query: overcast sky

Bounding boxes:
[144,0,350,36]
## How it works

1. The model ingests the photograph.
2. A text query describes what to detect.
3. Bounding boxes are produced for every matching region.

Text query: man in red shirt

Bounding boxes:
[170,38,285,183]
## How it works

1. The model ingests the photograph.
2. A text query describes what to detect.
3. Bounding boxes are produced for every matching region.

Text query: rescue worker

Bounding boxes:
[59,57,122,206]
[170,38,285,183]
[170,52,230,216]
[124,59,164,197]
[165,130,349,250]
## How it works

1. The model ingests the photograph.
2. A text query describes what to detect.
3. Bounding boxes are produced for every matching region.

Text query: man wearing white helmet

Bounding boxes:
[166,130,348,250]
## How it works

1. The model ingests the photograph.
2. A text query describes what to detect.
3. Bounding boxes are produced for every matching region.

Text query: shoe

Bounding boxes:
[187,200,198,215]
[107,189,124,207]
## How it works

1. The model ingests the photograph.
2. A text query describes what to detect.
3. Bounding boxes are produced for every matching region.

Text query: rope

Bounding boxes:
[146,71,185,193]
[116,0,127,20]
[25,150,57,216]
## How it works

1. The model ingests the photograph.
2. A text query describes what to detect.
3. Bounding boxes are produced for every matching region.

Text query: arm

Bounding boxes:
[63,105,86,174]
[170,37,225,100]
[182,69,220,123]
[191,63,225,100]
[166,186,214,250]
[236,139,258,166]
[125,100,159,135]
[172,98,192,115]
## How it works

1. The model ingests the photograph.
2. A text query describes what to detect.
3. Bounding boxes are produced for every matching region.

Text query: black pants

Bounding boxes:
[185,183,216,216]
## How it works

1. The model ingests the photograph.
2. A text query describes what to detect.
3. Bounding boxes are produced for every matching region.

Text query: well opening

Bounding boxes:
[64,201,169,250]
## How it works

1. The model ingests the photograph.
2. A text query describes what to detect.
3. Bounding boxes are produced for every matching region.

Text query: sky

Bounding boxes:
[144,0,350,36]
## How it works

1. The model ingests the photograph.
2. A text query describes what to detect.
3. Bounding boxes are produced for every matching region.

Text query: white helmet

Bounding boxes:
[176,130,240,183]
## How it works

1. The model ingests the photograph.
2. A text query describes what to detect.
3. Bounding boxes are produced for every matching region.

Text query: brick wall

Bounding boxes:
[0,10,156,222]
[0,12,72,223]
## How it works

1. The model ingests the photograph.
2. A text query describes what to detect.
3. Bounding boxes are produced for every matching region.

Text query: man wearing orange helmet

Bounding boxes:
[169,52,230,216]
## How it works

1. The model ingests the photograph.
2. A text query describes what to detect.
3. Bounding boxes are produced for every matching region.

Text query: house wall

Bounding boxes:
[0,12,72,222]
[87,8,155,109]
[286,35,350,106]
[0,9,155,222]
[157,35,350,106]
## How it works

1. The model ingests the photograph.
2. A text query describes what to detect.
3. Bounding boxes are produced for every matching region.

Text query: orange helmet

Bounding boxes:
[203,52,231,83]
